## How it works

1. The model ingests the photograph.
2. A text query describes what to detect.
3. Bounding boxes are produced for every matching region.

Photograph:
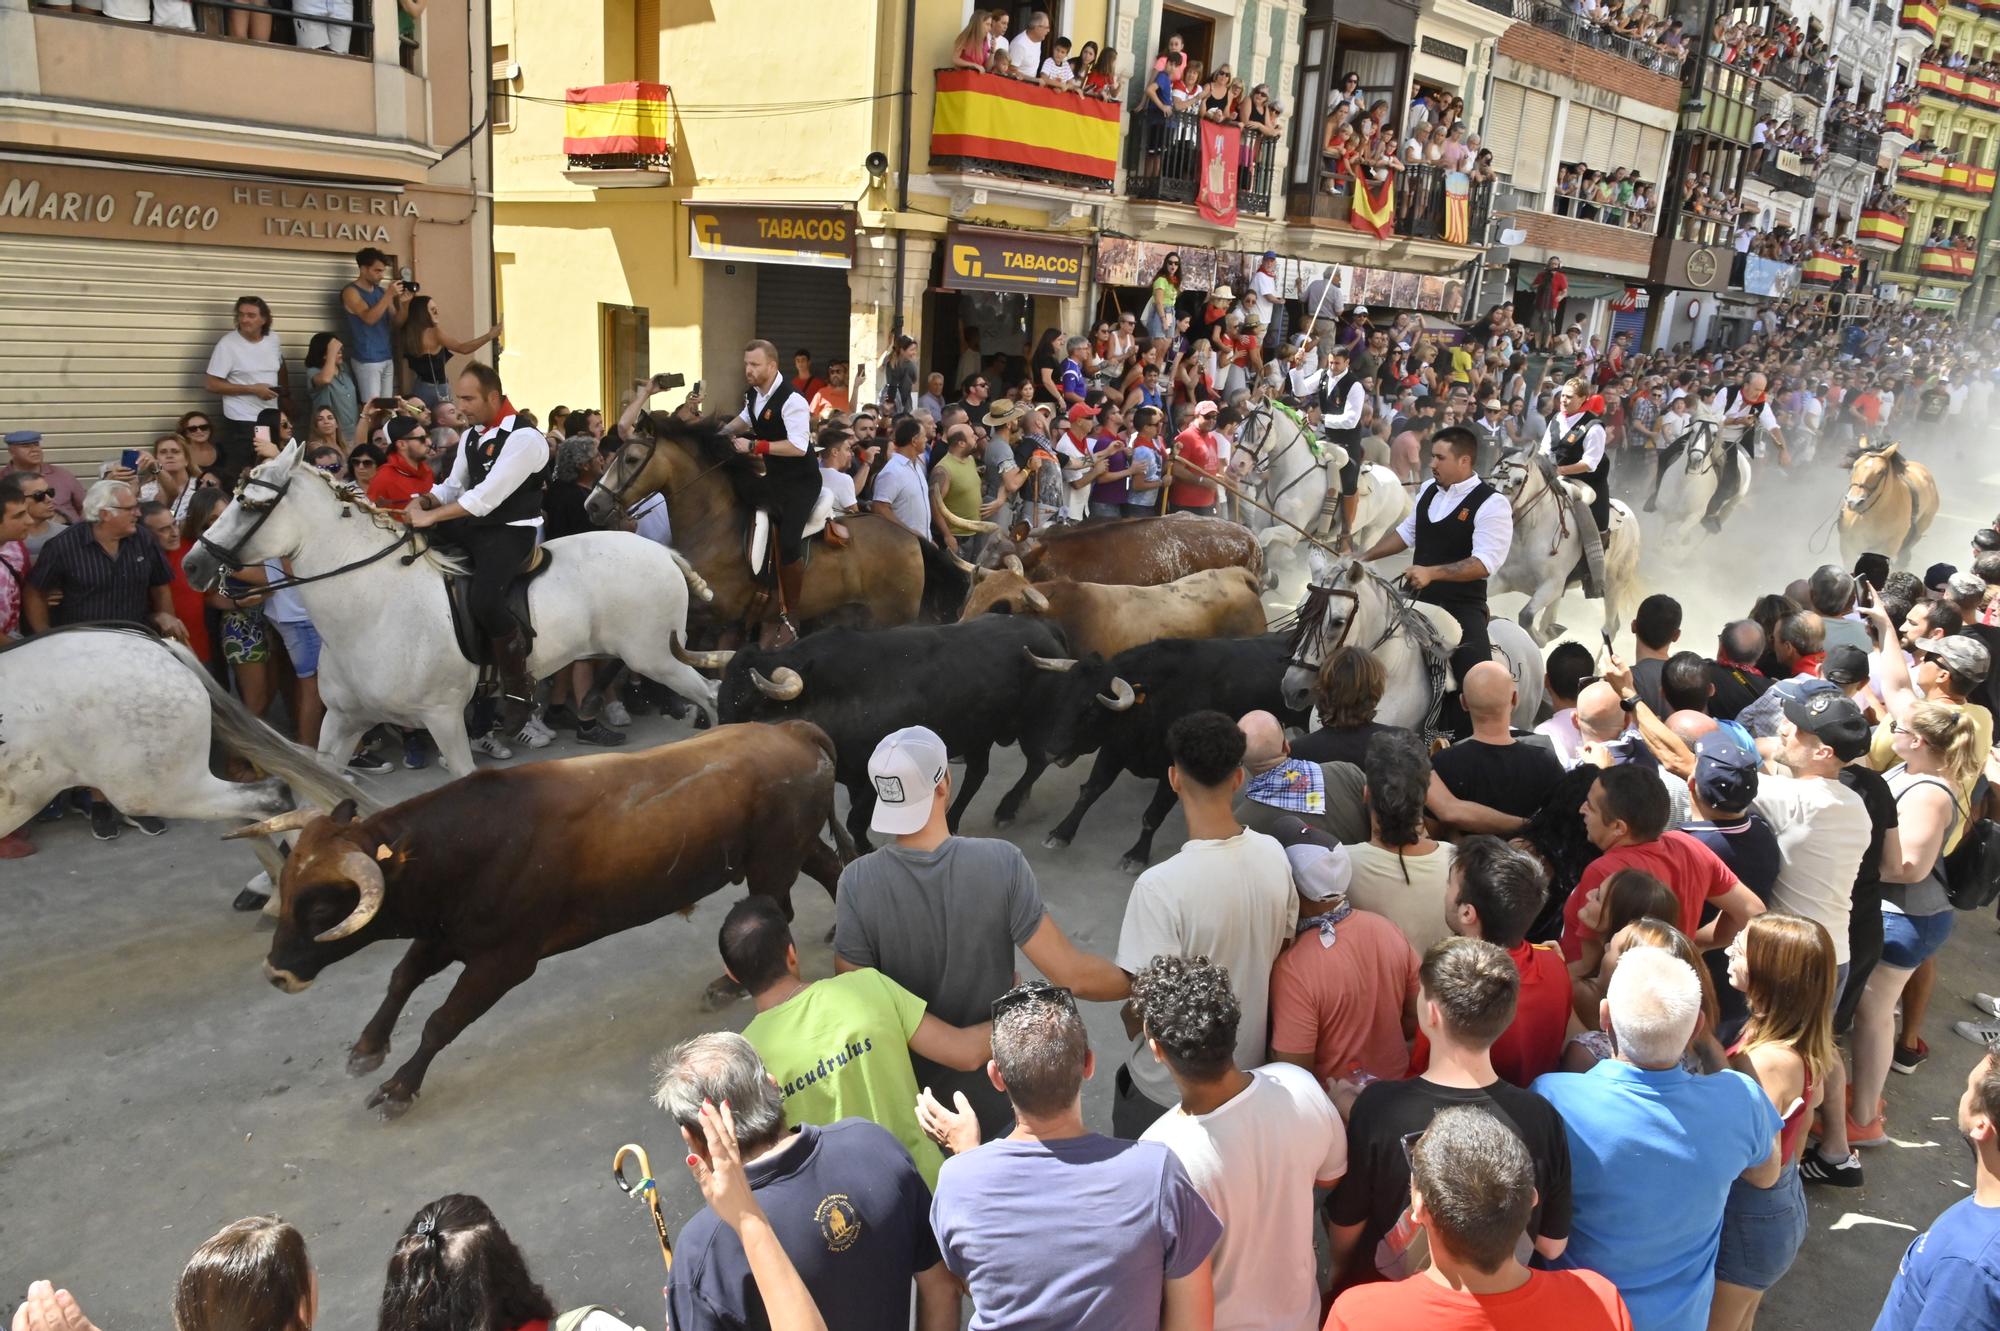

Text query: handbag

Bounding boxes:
[1944,776,2000,911]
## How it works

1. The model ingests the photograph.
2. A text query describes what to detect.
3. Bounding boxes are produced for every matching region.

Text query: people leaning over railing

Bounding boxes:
[28,0,384,54]
[1553,162,1658,231]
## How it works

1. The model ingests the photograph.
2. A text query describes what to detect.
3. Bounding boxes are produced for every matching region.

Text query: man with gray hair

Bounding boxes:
[1533,947,1783,1331]
[926,980,1223,1330]
[24,478,183,640]
[656,1031,959,1331]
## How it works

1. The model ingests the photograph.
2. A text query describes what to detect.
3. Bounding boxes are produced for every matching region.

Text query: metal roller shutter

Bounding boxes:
[0,234,353,471]
[753,264,852,386]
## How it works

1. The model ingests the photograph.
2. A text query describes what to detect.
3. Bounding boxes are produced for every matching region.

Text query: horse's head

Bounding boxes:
[183,442,313,592]
[1845,443,1896,512]
[1284,548,1377,711]
[584,411,726,524]
[1488,449,1533,498]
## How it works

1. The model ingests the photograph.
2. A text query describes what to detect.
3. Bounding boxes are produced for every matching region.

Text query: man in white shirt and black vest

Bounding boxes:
[405,363,547,731]
[723,339,819,648]
[1319,345,1368,552]
[1643,370,1791,531]
[1359,425,1513,735]
[1539,376,1610,594]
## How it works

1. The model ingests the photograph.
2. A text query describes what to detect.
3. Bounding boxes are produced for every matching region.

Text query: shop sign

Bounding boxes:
[0,159,418,252]
[688,203,855,269]
[945,226,1086,298]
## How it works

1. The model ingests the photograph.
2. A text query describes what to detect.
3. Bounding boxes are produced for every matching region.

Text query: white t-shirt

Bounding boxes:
[1116,830,1299,1108]
[1008,32,1043,74]
[1345,841,1456,956]
[1251,268,1279,331]
[820,465,859,511]
[1055,433,1093,522]
[206,330,284,422]
[1039,56,1074,84]
[1535,707,1584,767]
[1751,772,1872,964]
[1141,1063,1348,1331]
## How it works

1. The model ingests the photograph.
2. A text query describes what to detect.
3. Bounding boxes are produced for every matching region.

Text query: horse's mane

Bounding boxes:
[641,411,763,477]
[1848,443,1909,477]
[1296,559,1451,673]
[270,458,468,576]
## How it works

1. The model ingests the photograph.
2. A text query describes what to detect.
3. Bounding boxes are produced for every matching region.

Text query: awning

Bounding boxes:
[1341,0,1418,44]
[1513,269,1628,303]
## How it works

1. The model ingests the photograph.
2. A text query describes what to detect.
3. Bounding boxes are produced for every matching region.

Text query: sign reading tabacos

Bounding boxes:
[0,161,419,253]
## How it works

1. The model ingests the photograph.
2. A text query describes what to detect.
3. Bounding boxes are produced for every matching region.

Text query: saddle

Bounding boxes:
[441,545,558,667]
[745,492,843,579]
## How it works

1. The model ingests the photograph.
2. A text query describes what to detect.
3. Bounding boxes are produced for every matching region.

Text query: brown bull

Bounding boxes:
[980,513,1265,588]
[961,563,1268,658]
[234,720,848,1116]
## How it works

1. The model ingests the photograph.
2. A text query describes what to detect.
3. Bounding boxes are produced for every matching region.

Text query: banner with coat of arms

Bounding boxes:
[1443,171,1470,246]
[1196,120,1241,227]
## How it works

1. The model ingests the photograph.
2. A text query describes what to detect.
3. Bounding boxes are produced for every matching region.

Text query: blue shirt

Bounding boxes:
[342,280,393,363]
[1532,1060,1782,1331]
[873,451,932,540]
[933,1133,1222,1331]
[1684,812,1782,900]
[1874,1194,2000,1331]
[1061,357,1087,399]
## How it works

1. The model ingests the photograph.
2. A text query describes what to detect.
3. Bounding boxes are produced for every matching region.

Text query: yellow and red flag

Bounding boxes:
[1443,171,1471,245]
[563,82,671,156]
[1351,174,1395,240]
[931,70,1121,182]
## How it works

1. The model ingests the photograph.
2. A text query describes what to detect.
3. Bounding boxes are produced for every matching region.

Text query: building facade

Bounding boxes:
[0,0,494,470]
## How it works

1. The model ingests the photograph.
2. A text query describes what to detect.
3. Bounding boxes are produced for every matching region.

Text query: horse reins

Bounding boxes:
[195,468,418,593]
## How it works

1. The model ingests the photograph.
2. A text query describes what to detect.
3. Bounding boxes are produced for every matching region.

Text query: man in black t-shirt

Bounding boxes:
[1429,661,1566,830]
[1705,620,1772,721]
[1326,937,1573,1289]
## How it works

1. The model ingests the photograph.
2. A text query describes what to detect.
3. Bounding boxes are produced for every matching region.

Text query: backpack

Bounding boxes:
[1944,776,2000,911]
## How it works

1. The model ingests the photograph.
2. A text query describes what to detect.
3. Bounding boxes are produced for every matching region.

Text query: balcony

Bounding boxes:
[1501,0,1685,74]
[1896,150,1998,197]
[1752,154,1822,196]
[1901,0,1941,35]
[1830,121,1885,162]
[1549,178,1664,236]
[930,69,1120,194]
[1800,244,1866,286]
[1125,110,1281,218]
[1765,56,1832,103]
[1917,241,1978,276]
[1884,101,1920,136]
[1286,154,1494,246]
[562,83,672,187]
[1915,61,2000,114]
[1858,208,1910,247]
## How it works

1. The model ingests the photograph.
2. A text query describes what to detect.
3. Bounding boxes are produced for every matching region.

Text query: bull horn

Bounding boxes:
[671,632,735,671]
[1023,646,1078,672]
[1003,554,1025,576]
[947,549,978,574]
[1022,586,1051,612]
[972,565,994,581]
[313,849,387,943]
[750,666,805,700]
[958,519,999,534]
[222,807,322,841]
[1096,676,1138,710]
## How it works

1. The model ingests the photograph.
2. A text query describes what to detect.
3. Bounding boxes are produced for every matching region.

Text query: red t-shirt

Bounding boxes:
[164,541,213,664]
[1407,940,1573,1087]
[1168,426,1219,508]
[1326,1266,1632,1331]
[367,452,435,513]
[1559,830,1738,962]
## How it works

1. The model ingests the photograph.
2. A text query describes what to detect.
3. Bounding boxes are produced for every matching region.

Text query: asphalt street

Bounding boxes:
[5,426,1997,1331]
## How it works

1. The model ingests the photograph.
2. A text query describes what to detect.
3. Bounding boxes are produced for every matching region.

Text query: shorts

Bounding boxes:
[1715,1164,1807,1290]
[1124,502,1160,519]
[271,617,323,678]
[1089,502,1126,521]
[1880,907,1954,969]
[221,610,269,665]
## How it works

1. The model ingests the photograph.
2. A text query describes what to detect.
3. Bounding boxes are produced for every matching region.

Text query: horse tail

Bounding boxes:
[667,547,715,603]
[164,638,377,816]
[916,531,972,622]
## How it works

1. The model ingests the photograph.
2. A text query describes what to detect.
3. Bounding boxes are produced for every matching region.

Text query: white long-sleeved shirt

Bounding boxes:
[1324,377,1367,431]
[733,380,813,451]
[1540,410,1606,470]
[1710,387,1780,441]
[1393,473,1514,575]
[429,415,549,528]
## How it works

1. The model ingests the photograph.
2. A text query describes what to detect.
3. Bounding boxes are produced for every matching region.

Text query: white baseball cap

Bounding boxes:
[868,726,949,836]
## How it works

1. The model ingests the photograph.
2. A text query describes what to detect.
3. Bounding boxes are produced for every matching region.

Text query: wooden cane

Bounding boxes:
[613,1142,674,1276]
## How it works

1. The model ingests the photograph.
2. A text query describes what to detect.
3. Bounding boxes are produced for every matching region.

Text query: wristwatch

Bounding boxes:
[1620,692,1641,713]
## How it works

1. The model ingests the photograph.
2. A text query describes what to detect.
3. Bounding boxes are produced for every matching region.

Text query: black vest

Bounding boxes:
[1322,371,1364,446]
[1548,411,1611,492]
[745,378,818,480]
[1412,480,1496,609]
[462,418,546,526]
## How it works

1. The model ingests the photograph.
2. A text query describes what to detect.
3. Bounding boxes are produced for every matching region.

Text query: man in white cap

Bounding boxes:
[834,726,1127,1138]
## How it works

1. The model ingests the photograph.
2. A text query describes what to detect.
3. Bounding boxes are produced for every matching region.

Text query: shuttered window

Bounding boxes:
[1488,82,1557,198]
[1561,108,1671,184]
[635,0,660,82]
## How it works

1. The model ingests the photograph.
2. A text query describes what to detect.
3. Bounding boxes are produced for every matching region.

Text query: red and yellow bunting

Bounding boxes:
[1920,246,1961,277]
[1885,103,1919,136]
[1801,250,1844,285]
[1858,210,1907,245]
[563,81,672,156]
[1902,0,1939,36]
[931,70,1121,182]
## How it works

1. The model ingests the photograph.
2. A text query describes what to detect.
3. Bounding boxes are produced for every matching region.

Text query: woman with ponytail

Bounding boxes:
[376,1196,631,1331]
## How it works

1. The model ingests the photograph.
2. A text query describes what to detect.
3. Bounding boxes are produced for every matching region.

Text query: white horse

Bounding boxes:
[0,625,362,878]
[1653,412,1739,551]
[1488,451,1642,645]
[1232,406,1410,562]
[1281,547,1544,731]
[182,443,725,776]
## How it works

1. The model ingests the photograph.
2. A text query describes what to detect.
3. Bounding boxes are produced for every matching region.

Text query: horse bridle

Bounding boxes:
[1287,577,1401,673]
[1237,406,1341,506]
[1846,455,1894,513]
[194,470,292,570]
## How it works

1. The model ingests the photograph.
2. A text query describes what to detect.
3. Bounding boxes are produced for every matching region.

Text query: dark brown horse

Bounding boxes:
[584,413,968,633]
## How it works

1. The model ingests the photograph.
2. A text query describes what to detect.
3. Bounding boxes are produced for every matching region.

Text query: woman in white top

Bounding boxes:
[138,433,205,523]
[1343,730,1457,956]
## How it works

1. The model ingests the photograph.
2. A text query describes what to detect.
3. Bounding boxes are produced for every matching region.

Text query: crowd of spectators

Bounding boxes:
[1826,98,1888,138]
[1553,163,1658,231]
[1711,11,1830,80]
[1748,114,1827,181]
[950,9,1123,98]
[28,0,423,59]
[1931,40,2000,80]
[1678,169,1749,240]
[1571,0,1689,72]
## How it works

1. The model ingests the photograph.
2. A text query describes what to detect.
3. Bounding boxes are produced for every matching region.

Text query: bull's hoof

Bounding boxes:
[1119,854,1150,874]
[347,1047,386,1077]
[994,808,1019,828]
[702,975,748,1011]
[365,1082,417,1119]
[1042,832,1071,850]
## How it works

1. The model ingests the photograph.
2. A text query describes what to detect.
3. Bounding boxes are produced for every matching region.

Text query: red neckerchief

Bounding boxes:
[1799,652,1828,677]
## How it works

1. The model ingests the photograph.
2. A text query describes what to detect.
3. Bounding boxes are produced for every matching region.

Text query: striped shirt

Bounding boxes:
[27,521,171,627]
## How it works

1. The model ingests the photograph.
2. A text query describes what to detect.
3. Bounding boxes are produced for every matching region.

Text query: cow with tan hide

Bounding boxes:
[235,720,849,1117]
[976,512,1265,588]
[960,561,1268,658]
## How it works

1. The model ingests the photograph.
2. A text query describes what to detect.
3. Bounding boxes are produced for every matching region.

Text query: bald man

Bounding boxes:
[1426,661,1565,832]
[1233,708,1369,844]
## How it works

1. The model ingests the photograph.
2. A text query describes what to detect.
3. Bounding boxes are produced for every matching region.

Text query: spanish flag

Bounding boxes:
[1921,246,1959,277]
[563,82,672,156]
[1801,249,1843,285]
[1443,171,1470,245]
[1351,174,1395,240]
[1902,0,1939,36]
[1858,210,1906,246]
[932,70,1121,182]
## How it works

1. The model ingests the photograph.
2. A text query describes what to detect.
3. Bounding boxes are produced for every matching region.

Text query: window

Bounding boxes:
[492,47,519,134]
[1486,81,1558,201]
[1156,5,1214,75]
[600,304,650,418]
[635,0,660,82]
[1562,108,1668,182]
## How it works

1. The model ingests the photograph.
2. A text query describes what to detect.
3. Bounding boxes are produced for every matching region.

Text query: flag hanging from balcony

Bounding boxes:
[1196,121,1241,226]
[932,70,1121,183]
[563,82,672,155]
[1350,172,1395,240]
[1443,172,1471,246]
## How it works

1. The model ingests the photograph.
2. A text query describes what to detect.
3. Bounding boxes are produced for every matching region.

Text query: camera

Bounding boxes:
[651,372,687,392]
[398,265,421,295]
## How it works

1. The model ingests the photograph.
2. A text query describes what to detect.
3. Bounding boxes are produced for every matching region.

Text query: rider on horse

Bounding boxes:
[1320,344,1368,552]
[1539,376,1610,595]
[403,362,546,731]
[1644,369,1792,531]
[724,339,819,648]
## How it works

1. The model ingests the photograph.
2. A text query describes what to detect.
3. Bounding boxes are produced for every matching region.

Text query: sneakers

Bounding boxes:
[514,714,556,749]
[1891,1037,1929,1075]
[1848,1115,1891,1149]
[402,733,430,770]
[1800,1148,1864,1187]
[542,703,581,731]
[1973,993,2000,1020]
[471,733,514,761]
[1954,1018,2000,1047]
[602,698,632,728]
[348,750,394,776]
[90,802,118,841]
[576,717,628,746]
[122,812,167,836]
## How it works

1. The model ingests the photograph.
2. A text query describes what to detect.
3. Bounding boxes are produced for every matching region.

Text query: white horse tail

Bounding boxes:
[1603,501,1644,638]
[164,638,374,816]
[669,547,715,603]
